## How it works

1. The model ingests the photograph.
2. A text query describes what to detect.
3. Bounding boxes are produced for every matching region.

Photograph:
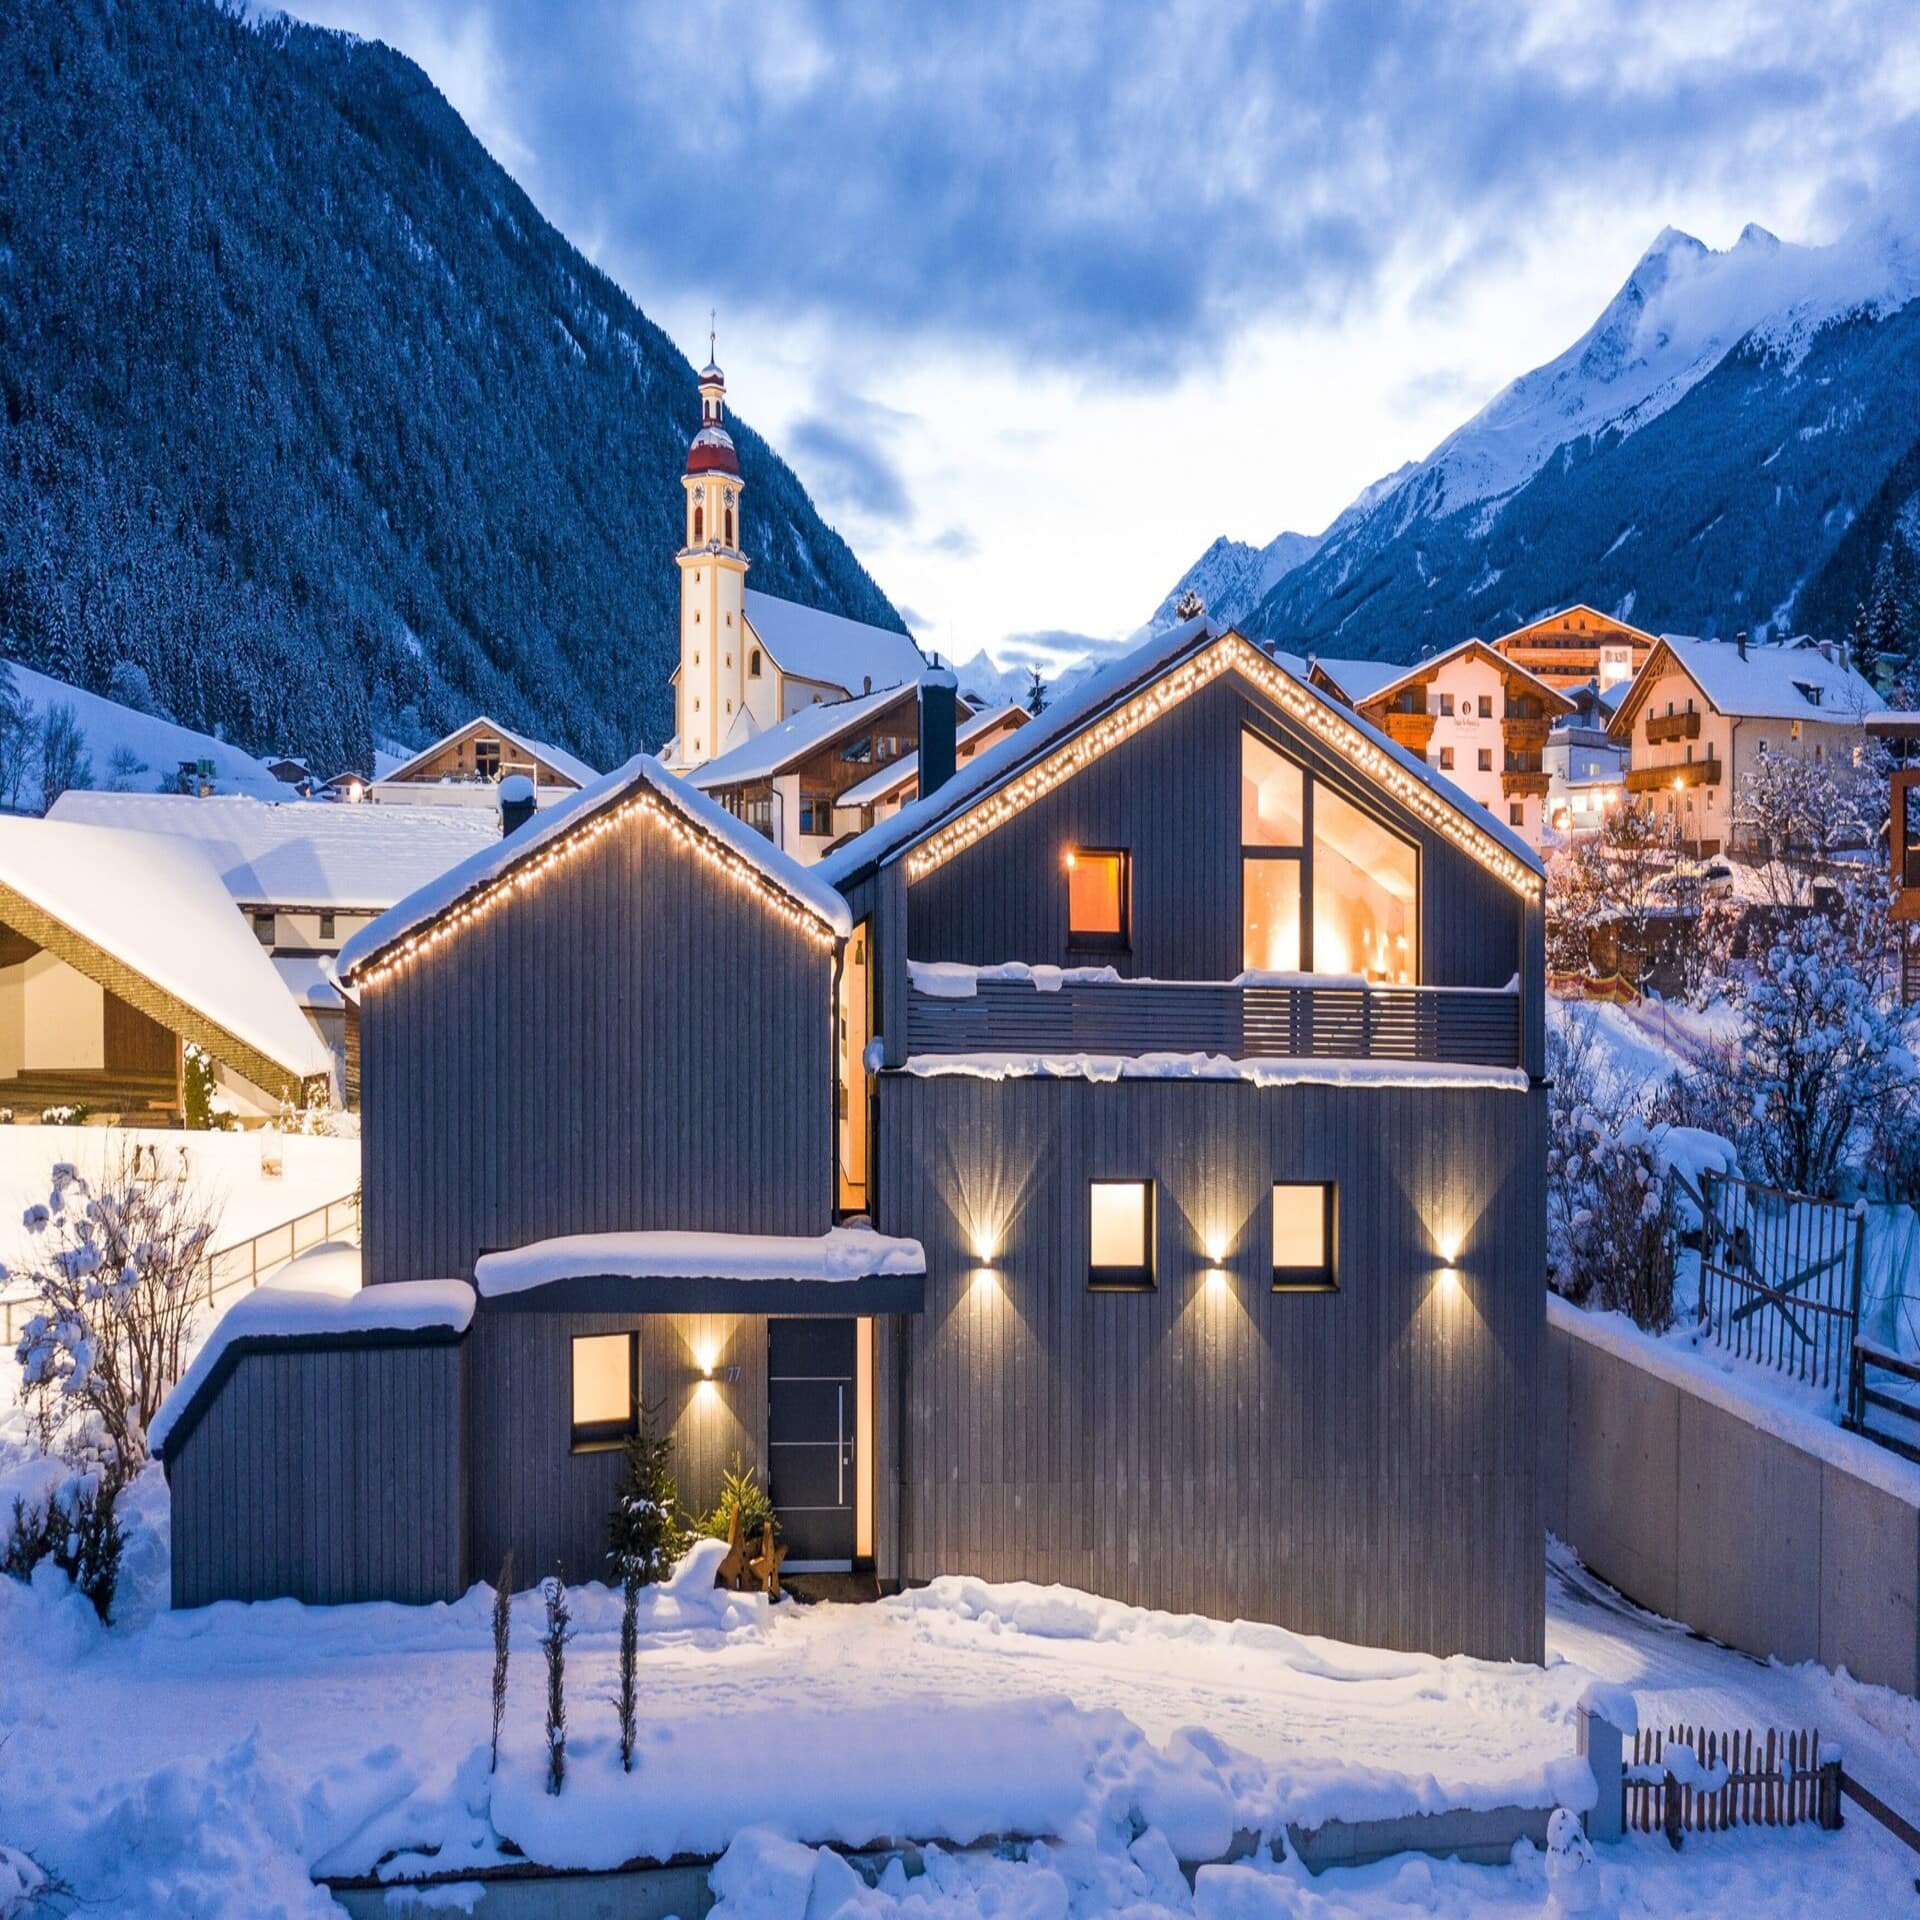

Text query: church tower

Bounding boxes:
[674,336,749,770]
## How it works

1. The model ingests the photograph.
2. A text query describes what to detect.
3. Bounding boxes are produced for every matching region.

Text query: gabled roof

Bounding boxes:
[1349,639,1577,715]
[687,682,916,790]
[380,715,600,789]
[0,819,334,1090]
[48,791,499,910]
[1306,657,1409,705]
[1609,635,1885,737]
[820,616,1543,897]
[1492,603,1659,647]
[835,704,1030,812]
[743,590,926,693]
[337,752,852,988]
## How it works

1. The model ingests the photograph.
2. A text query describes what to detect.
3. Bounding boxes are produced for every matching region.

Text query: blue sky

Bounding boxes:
[284,0,1920,670]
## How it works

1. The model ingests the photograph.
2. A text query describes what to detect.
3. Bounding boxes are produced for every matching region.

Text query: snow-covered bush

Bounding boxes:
[701,1451,777,1545]
[1731,729,1889,898]
[182,1042,238,1132]
[0,1843,49,1919]
[9,1153,217,1468]
[3,1470,125,1622]
[607,1420,689,1588]
[1549,1098,1678,1329]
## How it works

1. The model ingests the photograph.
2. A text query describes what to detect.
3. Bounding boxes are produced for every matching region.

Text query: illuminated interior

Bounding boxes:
[570,1332,635,1448]
[1067,850,1127,942]
[1090,1179,1151,1280]
[1311,785,1417,982]
[1241,732,1306,844]
[1272,1182,1335,1289]
[1242,858,1301,971]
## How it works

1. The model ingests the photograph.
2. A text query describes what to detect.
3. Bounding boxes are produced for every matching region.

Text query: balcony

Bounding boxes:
[1645,710,1702,746]
[1626,758,1720,794]
[1503,714,1553,752]
[1379,710,1435,755]
[905,975,1521,1069]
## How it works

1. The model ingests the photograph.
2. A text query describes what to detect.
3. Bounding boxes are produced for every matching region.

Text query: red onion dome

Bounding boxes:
[686,424,739,475]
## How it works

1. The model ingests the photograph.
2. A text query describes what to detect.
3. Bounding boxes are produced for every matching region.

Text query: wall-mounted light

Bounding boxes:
[972,1225,1000,1265]
[1202,1228,1230,1265]
[1435,1265,1461,1295]
[1204,1266,1231,1296]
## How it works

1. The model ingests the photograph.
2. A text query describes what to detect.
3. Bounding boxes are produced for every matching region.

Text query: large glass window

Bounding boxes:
[1241,730,1418,982]
[1272,1183,1336,1291]
[1089,1179,1154,1288]
[1067,850,1129,947]
[1312,784,1418,982]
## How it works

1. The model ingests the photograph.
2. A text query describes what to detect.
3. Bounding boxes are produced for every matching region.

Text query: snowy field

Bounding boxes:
[0,1466,1916,1918]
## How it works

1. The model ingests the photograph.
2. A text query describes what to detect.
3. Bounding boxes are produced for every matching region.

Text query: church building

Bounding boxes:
[663,352,926,779]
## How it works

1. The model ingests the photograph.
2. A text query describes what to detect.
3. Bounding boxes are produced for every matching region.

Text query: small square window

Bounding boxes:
[1272,1183,1335,1291]
[1089,1179,1154,1289]
[1437,693,1455,718]
[1437,747,1455,771]
[1477,748,1493,772]
[252,911,275,946]
[1477,695,1493,719]
[1509,803,1524,827]
[1067,849,1129,948]
[475,738,502,780]
[571,1332,638,1451]
[319,911,337,941]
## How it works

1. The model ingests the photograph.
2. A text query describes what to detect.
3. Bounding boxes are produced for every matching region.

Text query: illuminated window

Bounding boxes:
[1241,732,1305,844]
[1312,784,1417,982]
[571,1333,637,1451]
[1272,1183,1335,1291]
[1066,849,1128,947]
[1089,1179,1153,1289]
[1242,857,1301,971]
[1242,731,1304,970]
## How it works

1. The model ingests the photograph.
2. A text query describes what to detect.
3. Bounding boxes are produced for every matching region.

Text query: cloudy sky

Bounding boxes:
[284,0,1919,672]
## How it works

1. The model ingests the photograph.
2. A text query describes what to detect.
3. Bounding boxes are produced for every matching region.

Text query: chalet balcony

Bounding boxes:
[1379,710,1435,754]
[1503,715,1553,752]
[905,974,1522,1070]
[1626,758,1720,794]
[1502,769,1550,799]
[1645,710,1703,746]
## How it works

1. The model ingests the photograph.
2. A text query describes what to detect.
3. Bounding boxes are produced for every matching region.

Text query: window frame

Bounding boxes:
[474,738,503,780]
[1066,847,1131,952]
[1271,1181,1338,1293]
[570,1330,639,1453]
[1088,1177,1156,1291]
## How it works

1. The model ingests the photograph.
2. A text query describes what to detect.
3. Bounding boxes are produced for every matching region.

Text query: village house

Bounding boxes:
[832,701,1031,835]
[1605,632,1884,854]
[1490,605,1656,693]
[1310,640,1575,846]
[158,611,1548,1664]
[370,716,600,811]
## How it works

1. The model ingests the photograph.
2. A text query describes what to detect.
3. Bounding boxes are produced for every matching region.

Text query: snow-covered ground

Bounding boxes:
[0,1471,1915,1919]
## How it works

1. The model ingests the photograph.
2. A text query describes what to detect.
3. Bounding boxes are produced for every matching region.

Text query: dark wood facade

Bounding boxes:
[359,802,835,1285]
[875,1073,1545,1661]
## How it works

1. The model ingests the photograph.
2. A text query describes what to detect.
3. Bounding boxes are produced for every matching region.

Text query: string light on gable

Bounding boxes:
[345,785,840,991]
[903,635,1541,899]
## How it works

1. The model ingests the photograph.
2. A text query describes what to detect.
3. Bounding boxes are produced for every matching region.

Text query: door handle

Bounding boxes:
[836,1384,845,1505]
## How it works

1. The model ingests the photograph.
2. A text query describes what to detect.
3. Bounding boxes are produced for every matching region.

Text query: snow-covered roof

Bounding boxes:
[381,716,600,789]
[151,1250,473,1459]
[821,617,1544,893]
[1307,657,1408,705]
[336,751,852,983]
[47,791,499,909]
[474,1225,926,1298]
[1614,635,1886,733]
[0,659,290,800]
[273,953,344,1011]
[688,683,914,790]
[0,818,335,1085]
[743,589,926,694]
[836,704,1029,811]
[897,1052,1531,1092]
[1348,639,1577,713]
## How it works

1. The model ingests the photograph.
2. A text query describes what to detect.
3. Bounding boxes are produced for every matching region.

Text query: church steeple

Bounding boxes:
[672,324,749,770]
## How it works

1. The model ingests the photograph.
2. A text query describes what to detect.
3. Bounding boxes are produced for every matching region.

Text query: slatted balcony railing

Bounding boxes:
[904,976,1522,1069]
[1645,709,1703,745]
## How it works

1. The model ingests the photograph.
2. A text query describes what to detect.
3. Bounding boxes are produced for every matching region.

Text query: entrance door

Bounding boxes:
[767,1317,856,1569]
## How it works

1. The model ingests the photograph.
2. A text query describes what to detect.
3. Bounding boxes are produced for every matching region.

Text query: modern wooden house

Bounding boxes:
[1606,633,1883,854]
[161,616,1548,1662]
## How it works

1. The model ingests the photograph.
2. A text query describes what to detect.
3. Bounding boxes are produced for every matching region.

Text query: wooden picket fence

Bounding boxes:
[1626,1724,1842,1841]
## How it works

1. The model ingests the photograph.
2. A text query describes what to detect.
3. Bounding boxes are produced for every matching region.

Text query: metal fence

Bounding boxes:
[1,1189,361,1348]
[1697,1172,1865,1400]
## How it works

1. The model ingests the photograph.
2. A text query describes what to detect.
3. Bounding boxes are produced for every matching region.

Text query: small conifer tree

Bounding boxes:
[541,1573,571,1795]
[606,1417,687,1589]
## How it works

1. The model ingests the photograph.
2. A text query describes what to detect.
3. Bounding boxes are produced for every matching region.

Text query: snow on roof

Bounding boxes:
[381,715,600,789]
[1308,657,1407,704]
[336,752,852,982]
[150,1251,473,1457]
[47,791,499,909]
[272,953,344,1011]
[1628,635,1886,727]
[836,704,1029,811]
[474,1225,926,1298]
[1353,638,1576,711]
[688,683,913,790]
[821,617,1544,891]
[897,1052,1531,1092]
[0,659,289,800]
[0,817,334,1082]
[743,589,926,693]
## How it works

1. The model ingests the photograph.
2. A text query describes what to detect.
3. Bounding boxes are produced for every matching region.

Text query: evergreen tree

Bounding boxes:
[606,1419,688,1588]
[1026,667,1048,717]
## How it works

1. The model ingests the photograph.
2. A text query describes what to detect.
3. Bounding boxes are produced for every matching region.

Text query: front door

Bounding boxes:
[767,1317,856,1569]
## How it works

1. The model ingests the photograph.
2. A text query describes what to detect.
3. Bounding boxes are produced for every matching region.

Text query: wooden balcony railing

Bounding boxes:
[1626,758,1720,793]
[905,977,1522,1069]
[1645,710,1703,745]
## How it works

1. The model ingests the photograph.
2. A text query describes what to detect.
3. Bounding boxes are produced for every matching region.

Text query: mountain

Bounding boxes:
[1140,530,1321,635]
[1151,217,1920,671]
[0,0,904,776]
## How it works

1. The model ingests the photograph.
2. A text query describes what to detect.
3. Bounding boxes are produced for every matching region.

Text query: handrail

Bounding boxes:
[1,1188,362,1348]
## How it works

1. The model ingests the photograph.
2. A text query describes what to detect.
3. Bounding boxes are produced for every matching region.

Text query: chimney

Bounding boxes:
[1736,629,1748,662]
[497,771,537,838]
[918,659,959,801]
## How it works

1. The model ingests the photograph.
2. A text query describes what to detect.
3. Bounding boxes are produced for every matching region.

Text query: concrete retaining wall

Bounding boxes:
[1544,1304,1920,1697]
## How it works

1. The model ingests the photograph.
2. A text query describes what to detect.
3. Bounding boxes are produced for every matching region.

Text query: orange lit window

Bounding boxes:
[1090,1179,1154,1289]
[1272,1183,1336,1291]
[1066,849,1128,947]
[571,1333,637,1451]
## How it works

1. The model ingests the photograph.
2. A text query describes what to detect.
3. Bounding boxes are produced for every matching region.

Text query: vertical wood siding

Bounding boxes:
[359,807,835,1285]
[168,1341,467,1608]
[464,1305,770,1587]
[877,1073,1546,1662]
[902,674,1525,991]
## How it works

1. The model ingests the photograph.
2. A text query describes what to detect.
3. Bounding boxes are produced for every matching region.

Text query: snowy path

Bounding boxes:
[3,1511,1919,1917]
